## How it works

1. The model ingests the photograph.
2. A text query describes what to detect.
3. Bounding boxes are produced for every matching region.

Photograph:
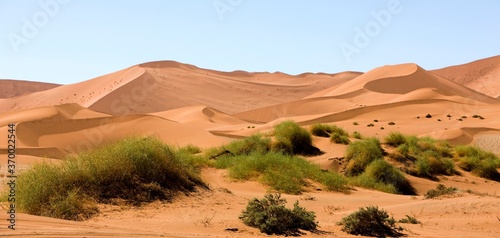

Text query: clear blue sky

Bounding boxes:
[1,0,499,84]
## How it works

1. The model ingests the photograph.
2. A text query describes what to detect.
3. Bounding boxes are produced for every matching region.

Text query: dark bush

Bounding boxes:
[338,206,403,237]
[240,193,317,236]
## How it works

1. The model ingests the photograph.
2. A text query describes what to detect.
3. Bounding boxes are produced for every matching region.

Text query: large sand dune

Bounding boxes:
[432,55,500,98]
[1,57,499,237]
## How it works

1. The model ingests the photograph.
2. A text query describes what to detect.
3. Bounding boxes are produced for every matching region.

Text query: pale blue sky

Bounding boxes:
[1,0,499,84]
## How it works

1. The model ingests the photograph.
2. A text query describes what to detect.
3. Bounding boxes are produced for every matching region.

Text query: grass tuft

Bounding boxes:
[344,138,384,176]
[216,152,348,194]
[454,145,500,181]
[12,137,207,220]
[273,121,321,156]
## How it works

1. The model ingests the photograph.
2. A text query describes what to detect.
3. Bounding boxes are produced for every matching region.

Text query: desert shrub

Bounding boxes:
[216,152,348,194]
[344,138,384,176]
[240,193,317,236]
[414,154,455,178]
[178,144,201,154]
[385,132,406,147]
[455,145,500,180]
[14,137,206,220]
[357,160,415,195]
[311,124,349,138]
[273,121,320,155]
[424,184,459,199]
[392,135,455,178]
[225,134,271,156]
[338,206,403,237]
[330,132,350,145]
[425,114,432,118]
[353,121,359,125]
[367,123,375,127]
[398,215,421,224]
[352,131,363,139]
[388,122,396,125]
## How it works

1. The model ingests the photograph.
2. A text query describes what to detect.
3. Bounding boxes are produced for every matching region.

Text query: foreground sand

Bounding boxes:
[1,57,499,237]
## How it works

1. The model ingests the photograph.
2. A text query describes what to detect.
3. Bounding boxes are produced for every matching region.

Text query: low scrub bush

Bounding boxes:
[455,145,500,181]
[424,184,459,199]
[354,160,415,195]
[390,135,455,178]
[273,121,321,155]
[240,193,317,236]
[344,138,384,176]
[224,134,271,156]
[352,131,363,139]
[338,206,403,237]
[13,137,207,220]
[398,215,421,224]
[384,132,406,147]
[216,152,348,194]
[330,132,350,145]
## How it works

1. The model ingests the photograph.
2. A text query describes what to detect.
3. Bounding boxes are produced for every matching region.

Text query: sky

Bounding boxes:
[1,0,499,85]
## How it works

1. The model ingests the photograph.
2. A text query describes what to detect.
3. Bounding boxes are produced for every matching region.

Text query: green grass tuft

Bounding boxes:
[353,160,415,195]
[424,184,459,199]
[12,137,207,220]
[215,152,348,194]
[454,145,500,181]
[344,138,384,176]
[273,121,321,155]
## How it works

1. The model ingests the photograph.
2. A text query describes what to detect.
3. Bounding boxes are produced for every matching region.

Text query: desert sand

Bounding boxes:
[1,56,499,237]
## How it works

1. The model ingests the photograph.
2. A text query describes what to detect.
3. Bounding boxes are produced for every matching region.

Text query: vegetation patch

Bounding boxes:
[216,152,348,194]
[388,135,455,178]
[352,160,415,195]
[12,137,207,220]
[338,206,403,237]
[352,131,363,139]
[273,121,321,155]
[424,184,459,199]
[240,193,318,236]
[454,145,500,181]
[398,215,421,224]
[344,138,384,176]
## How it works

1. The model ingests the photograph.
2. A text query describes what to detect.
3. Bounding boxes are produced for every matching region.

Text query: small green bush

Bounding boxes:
[352,131,363,139]
[14,137,206,220]
[398,215,421,224]
[216,152,348,194]
[385,132,406,147]
[358,160,415,195]
[273,121,320,155]
[455,145,500,181]
[424,184,459,199]
[240,193,317,236]
[345,138,384,176]
[330,132,350,145]
[338,206,403,237]
[225,134,271,156]
[311,124,349,138]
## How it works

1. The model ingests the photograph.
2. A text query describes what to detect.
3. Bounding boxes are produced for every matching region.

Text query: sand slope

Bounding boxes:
[432,55,500,98]
[0,79,60,99]
[0,61,361,115]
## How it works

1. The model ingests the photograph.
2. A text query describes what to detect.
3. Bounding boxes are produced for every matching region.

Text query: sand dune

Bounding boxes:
[0,79,60,99]
[432,55,500,98]
[0,61,361,115]
[1,57,500,237]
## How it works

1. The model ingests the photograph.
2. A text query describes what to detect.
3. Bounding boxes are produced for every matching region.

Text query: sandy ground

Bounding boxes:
[0,57,499,237]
